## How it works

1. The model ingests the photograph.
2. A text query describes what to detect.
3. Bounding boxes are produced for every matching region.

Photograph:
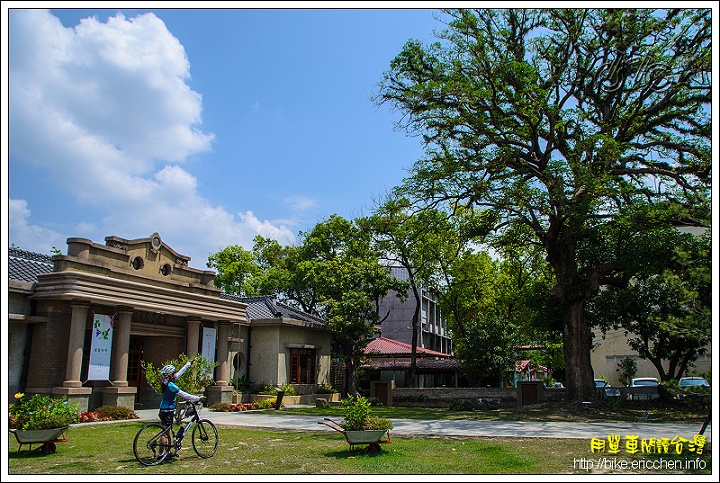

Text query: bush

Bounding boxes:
[253,398,277,409]
[259,382,296,396]
[141,354,218,395]
[210,402,231,412]
[315,383,338,394]
[339,395,391,431]
[94,405,138,420]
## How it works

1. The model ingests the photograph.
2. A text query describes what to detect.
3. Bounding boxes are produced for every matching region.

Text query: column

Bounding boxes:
[54,302,92,411]
[111,310,133,386]
[186,318,202,357]
[63,302,89,387]
[103,308,137,407]
[214,321,230,386]
[205,320,232,406]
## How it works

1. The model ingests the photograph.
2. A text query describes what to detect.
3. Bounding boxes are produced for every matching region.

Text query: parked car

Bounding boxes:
[677,376,710,400]
[679,376,710,389]
[594,379,608,388]
[553,382,564,388]
[628,377,660,400]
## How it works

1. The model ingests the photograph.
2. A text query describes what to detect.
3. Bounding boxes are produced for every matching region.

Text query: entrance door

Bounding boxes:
[128,336,144,405]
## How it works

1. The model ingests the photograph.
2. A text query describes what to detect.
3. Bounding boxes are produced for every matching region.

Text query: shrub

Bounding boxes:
[94,405,138,420]
[315,383,338,394]
[253,398,277,409]
[258,382,296,396]
[232,375,253,394]
[210,402,254,412]
[141,354,218,395]
[79,411,112,423]
[367,416,394,431]
[210,402,231,412]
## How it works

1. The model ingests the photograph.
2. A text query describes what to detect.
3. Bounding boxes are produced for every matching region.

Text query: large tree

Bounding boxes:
[374,9,711,402]
[363,195,448,385]
[207,216,406,396]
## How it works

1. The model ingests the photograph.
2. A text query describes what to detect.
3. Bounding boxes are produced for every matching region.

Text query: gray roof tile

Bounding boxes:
[8,247,53,283]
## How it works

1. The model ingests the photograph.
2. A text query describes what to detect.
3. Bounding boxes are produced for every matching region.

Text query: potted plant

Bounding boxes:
[340,395,393,432]
[319,395,393,453]
[9,393,80,452]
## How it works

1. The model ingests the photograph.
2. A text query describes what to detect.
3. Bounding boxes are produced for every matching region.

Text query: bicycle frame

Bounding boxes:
[133,398,218,466]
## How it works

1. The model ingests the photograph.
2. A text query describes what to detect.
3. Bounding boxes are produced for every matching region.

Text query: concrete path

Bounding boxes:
[130,407,711,442]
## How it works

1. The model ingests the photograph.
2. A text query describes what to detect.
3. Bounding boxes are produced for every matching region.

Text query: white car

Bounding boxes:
[628,377,660,400]
[678,377,710,400]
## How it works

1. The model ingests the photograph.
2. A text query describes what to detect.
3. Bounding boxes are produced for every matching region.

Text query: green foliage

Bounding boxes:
[340,395,372,431]
[93,405,138,420]
[375,7,711,401]
[339,395,392,431]
[210,402,231,412]
[366,416,394,431]
[206,244,263,296]
[588,230,711,380]
[616,357,638,387]
[258,382,296,395]
[315,383,339,394]
[253,398,276,409]
[141,353,218,395]
[9,393,80,430]
[232,375,253,394]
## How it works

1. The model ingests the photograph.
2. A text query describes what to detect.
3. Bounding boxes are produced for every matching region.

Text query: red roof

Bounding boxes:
[363,337,452,358]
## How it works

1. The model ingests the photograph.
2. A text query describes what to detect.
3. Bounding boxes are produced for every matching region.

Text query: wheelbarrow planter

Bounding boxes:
[9,427,69,456]
[318,418,391,455]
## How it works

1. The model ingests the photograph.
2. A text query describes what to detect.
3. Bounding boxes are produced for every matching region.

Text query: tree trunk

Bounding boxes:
[546,226,599,404]
[560,299,596,402]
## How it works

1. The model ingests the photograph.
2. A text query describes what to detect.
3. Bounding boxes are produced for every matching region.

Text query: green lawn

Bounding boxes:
[7,418,711,476]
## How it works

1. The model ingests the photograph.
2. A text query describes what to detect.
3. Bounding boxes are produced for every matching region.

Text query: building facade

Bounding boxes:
[377,266,453,355]
[7,234,331,410]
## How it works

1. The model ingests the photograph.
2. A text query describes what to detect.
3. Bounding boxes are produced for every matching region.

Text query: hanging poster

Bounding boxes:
[88,314,114,380]
[202,327,216,378]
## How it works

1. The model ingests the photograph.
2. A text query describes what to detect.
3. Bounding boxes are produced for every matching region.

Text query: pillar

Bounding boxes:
[111,310,133,386]
[63,302,89,387]
[214,321,230,386]
[54,302,92,411]
[205,320,232,406]
[186,318,202,357]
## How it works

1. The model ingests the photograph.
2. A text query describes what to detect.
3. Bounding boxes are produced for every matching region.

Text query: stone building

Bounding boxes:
[7,233,332,411]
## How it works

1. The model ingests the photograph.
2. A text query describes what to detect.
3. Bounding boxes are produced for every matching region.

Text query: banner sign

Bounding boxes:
[202,327,216,378]
[88,314,114,380]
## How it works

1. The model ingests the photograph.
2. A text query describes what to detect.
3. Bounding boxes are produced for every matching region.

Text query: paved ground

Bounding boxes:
[129,407,711,442]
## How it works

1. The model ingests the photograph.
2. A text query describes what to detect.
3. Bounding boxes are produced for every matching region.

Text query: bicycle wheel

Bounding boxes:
[191,419,218,458]
[133,422,172,466]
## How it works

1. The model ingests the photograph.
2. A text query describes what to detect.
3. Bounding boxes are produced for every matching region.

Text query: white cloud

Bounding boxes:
[8,199,67,255]
[7,9,297,268]
[284,195,318,212]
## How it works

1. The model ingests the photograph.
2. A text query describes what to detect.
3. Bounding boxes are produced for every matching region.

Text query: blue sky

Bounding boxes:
[5,5,445,269]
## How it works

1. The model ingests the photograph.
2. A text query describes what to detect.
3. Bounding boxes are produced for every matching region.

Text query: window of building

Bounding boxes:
[289,348,316,384]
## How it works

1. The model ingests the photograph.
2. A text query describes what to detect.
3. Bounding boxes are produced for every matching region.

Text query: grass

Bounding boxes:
[7,399,712,476]
[273,398,712,425]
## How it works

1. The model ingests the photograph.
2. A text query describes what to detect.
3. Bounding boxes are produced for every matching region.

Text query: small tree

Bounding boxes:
[141,354,218,395]
[616,357,637,387]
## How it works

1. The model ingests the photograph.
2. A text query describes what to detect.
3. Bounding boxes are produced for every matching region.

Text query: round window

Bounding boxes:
[161,263,172,276]
[131,256,144,270]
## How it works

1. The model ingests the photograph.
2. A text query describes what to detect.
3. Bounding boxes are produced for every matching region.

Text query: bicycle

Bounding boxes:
[133,397,218,466]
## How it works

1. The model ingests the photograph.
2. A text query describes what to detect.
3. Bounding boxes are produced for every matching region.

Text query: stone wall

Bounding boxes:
[390,386,566,408]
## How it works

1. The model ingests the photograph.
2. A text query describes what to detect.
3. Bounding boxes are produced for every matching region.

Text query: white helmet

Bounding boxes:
[160,364,176,377]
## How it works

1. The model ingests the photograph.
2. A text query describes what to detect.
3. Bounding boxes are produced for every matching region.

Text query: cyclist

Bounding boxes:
[158,358,201,458]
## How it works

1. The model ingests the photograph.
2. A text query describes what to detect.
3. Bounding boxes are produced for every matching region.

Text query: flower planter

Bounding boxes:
[315,392,341,403]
